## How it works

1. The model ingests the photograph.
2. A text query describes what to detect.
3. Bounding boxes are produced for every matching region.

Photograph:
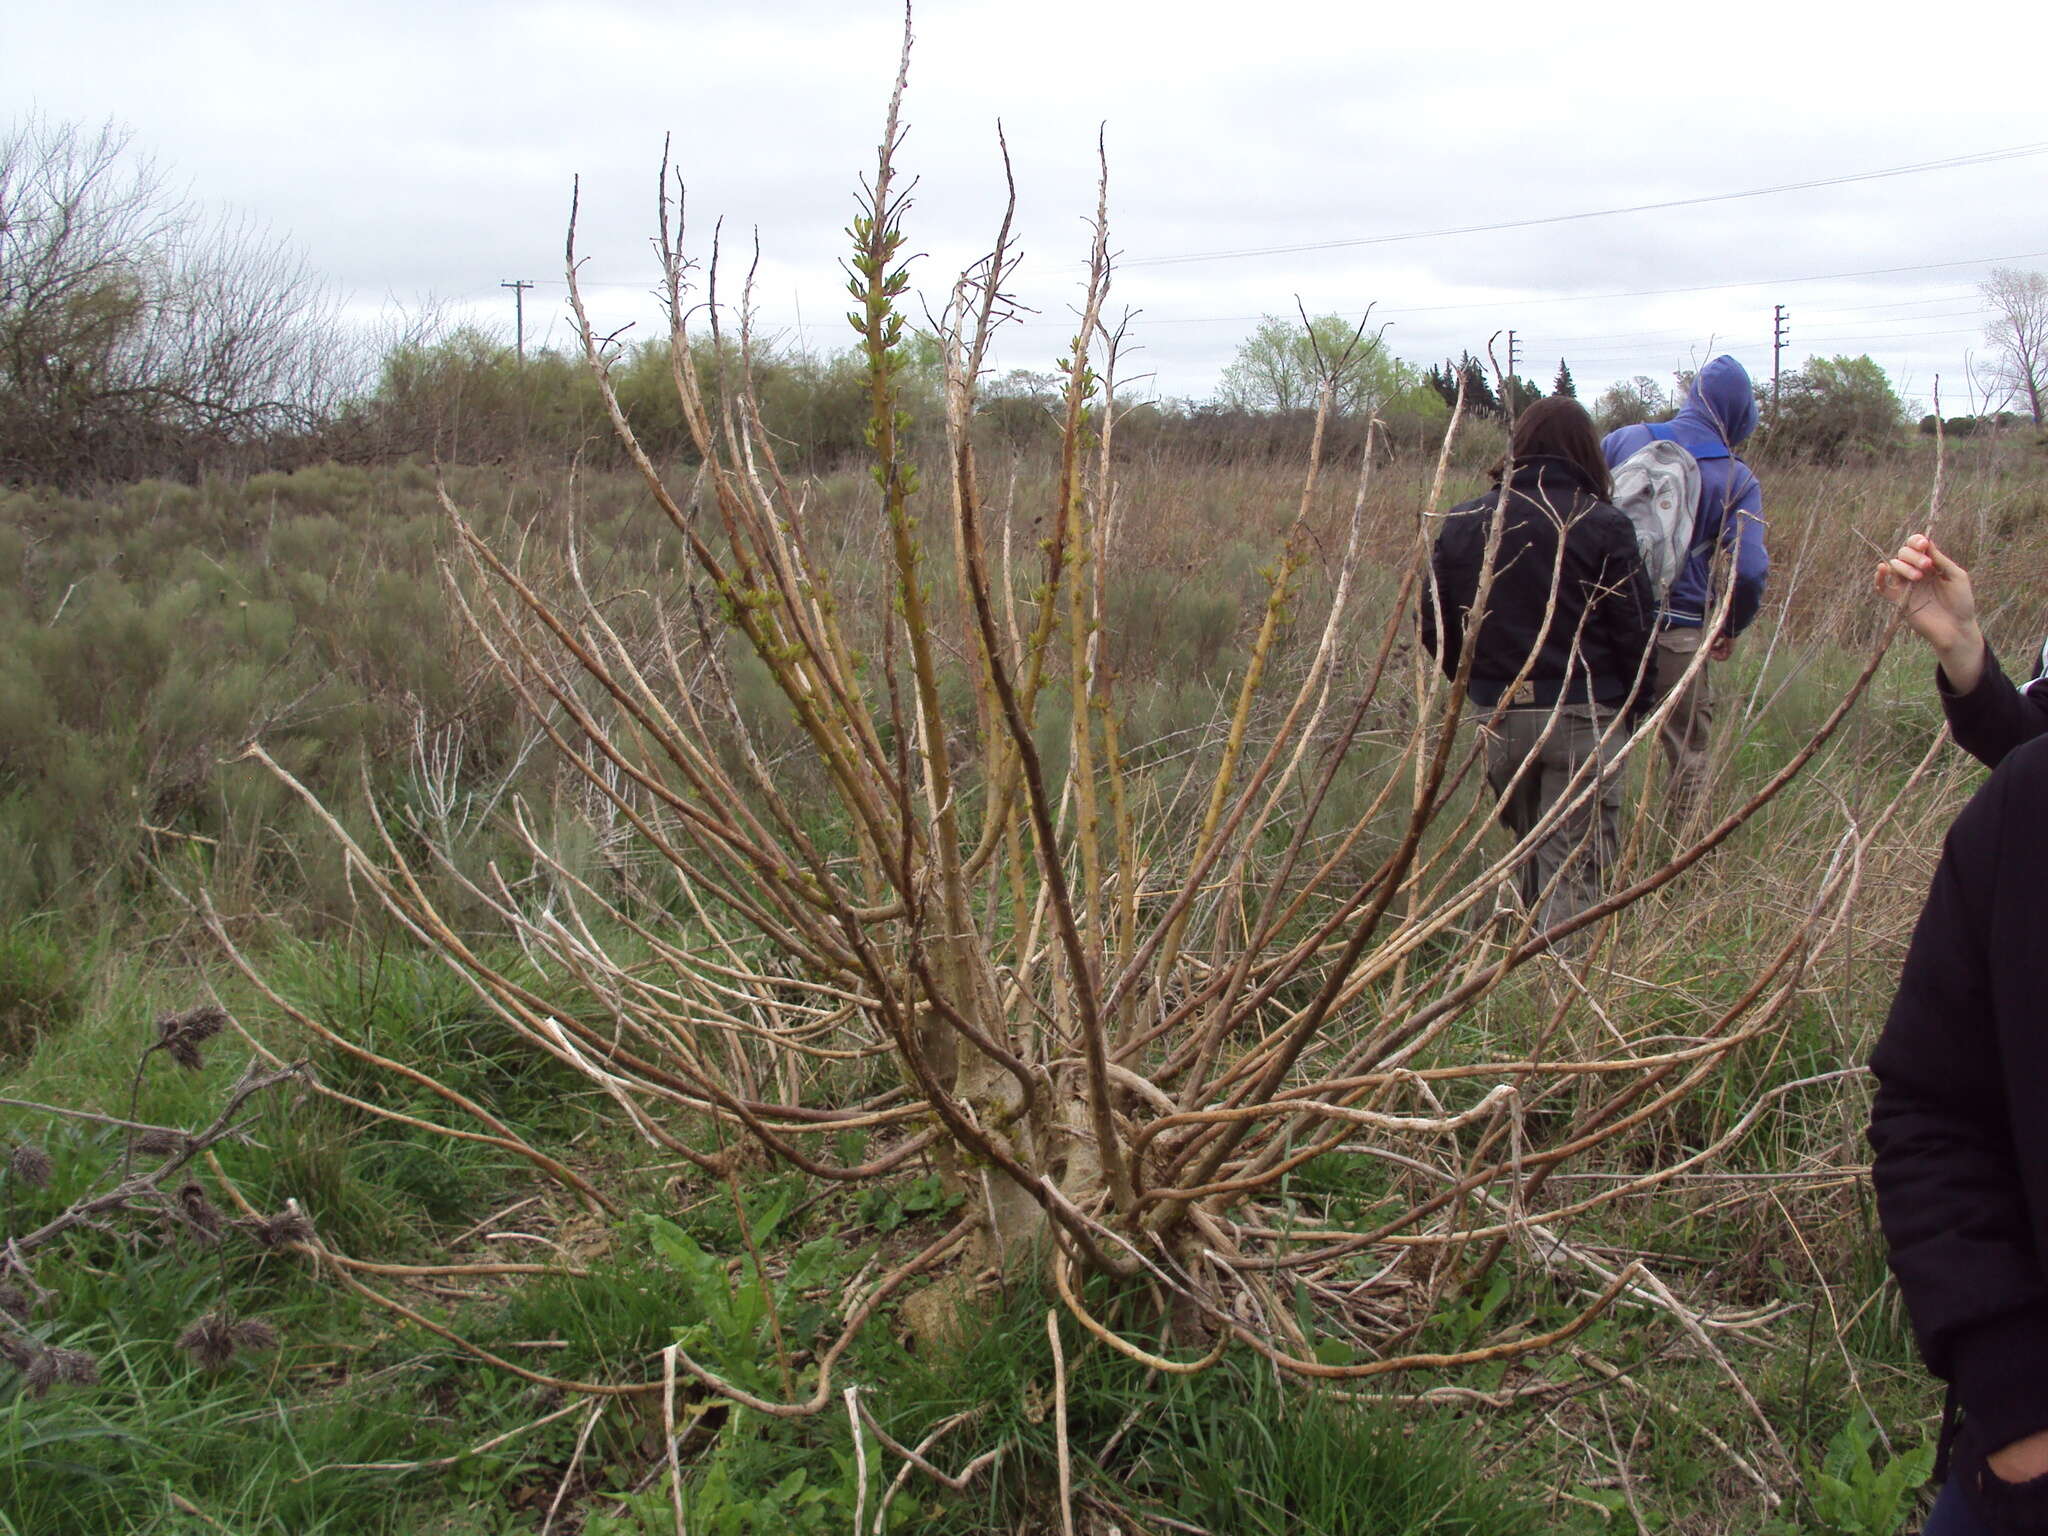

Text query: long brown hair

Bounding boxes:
[1504,397,1611,499]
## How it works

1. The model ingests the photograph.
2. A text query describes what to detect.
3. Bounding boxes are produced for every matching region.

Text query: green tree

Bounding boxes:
[1426,352,1501,419]
[1552,358,1577,398]
[1760,354,1904,460]
[976,368,1061,451]
[1217,314,1407,417]
[1591,375,1669,433]
[1502,375,1545,418]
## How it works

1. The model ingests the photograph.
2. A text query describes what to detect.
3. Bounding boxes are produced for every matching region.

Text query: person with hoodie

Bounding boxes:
[1421,397,1658,931]
[1875,530,2048,769]
[1601,355,1768,832]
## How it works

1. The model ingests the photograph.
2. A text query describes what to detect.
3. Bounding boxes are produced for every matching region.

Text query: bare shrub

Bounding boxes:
[213,23,1910,1467]
[0,117,340,487]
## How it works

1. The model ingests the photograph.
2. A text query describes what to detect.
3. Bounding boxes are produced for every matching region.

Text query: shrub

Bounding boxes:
[0,917,79,1058]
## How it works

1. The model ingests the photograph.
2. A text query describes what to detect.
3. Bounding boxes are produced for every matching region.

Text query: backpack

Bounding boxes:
[1607,428,1701,602]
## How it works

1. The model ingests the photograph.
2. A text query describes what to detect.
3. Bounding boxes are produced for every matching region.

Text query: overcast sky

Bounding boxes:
[11,0,2046,410]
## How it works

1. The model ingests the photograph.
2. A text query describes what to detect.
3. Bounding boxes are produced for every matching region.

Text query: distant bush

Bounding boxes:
[0,917,79,1058]
[349,326,923,471]
[1757,355,1905,461]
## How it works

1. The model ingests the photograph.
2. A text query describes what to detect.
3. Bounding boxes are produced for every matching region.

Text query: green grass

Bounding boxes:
[7,443,2028,1532]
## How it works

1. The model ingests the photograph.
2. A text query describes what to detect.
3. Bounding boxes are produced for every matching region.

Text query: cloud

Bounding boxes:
[8,0,2044,400]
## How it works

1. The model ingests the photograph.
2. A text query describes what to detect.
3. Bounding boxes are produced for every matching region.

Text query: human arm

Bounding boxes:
[1719,469,1767,640]
[1869,765,2048,1464]
[1419,512,1479,681]
[1937,647,2048,771]
[1593,511,1659,711]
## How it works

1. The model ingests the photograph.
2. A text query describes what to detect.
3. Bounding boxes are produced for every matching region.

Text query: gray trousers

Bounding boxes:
[1646,628,1713,835]
[1483,704,1623,933]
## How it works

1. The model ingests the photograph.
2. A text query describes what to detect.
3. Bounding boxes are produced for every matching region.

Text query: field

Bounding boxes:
[2,426,2046,1536]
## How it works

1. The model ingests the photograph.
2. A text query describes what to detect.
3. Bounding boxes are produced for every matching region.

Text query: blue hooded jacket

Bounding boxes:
[1602,355,1767,635]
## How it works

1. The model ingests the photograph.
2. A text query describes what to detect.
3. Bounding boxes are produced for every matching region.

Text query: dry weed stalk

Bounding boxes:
[223,18,1909,1425]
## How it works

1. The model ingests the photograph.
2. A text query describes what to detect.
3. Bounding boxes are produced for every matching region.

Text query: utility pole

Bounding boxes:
[502,279,535,362]
[1505,329,1520,417]
[1771,304,1789,413]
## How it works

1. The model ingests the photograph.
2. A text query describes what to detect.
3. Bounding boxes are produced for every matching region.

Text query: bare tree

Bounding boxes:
[0,116,340,486]
[1980,266,2048,425]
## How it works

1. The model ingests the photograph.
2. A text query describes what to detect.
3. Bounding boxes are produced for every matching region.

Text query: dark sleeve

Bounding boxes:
[1420,516,1476,681]
[1869,763,2048,1452]
[1942,645,2048,770]
[1722,465,1767,637]
[1596,513,1658,705]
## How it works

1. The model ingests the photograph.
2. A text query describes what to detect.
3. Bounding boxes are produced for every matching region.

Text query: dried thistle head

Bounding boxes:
[7,1143,52,1189]
[21,1349,57,1397]
[176,1313,239,1371]
[47,1347,97,1388]
[242,1210,314,1250]
[0,1335,92,1399]
[157,1003,228,1044]
[229,1318,277,1353]
[174,1181,224,1241]
[155,1004,229,1071]
[0,1284,29,1321]
[131,1126,183,1157]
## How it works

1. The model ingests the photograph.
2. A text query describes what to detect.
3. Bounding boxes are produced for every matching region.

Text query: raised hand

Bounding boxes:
[1874,532,1986,693]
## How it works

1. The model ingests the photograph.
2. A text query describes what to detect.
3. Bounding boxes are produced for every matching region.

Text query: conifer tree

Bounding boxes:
[1553,358,1577,398]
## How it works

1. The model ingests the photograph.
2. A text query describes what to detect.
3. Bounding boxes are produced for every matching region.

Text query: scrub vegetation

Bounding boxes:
[6,29,2048,1536]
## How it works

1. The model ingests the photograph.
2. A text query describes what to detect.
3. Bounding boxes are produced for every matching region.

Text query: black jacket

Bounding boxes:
[1870,735,2048,1493]
[1941,646,2048,770]
[1419,457,1657,712]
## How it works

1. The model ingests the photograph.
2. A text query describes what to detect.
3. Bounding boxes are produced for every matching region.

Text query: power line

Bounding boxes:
[1011,247,2048,329]
[1543,308,1987,355]
[1759,325,1982,346]
[1537,307,1985,352]
[1562,325,1983,367]
[1800,289,1981,316]
[1120,141,2048,270]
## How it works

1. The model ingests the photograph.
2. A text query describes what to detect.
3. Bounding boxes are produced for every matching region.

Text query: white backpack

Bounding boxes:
[1608,435,1701,603]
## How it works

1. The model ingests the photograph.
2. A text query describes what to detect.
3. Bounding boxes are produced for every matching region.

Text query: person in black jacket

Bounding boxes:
[1871,735,2048,1534]
[1876,531,2048,768]
[1420,397,1658,931]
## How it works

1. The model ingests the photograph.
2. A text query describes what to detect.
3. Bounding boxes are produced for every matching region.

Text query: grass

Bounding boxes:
[5,436,2042,1531]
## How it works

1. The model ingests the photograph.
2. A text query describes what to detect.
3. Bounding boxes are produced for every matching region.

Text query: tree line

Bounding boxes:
[5,116,2045,490]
